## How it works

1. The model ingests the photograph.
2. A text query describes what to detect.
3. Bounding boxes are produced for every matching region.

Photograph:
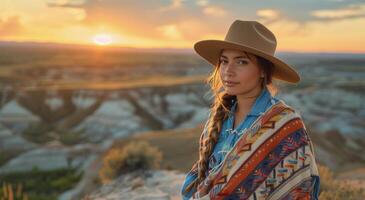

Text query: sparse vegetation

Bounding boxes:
[0,182,28,200]
[22,122,87,145]
[0,168,82,200]
[110,125,202,172]
[59,128,87,146]
[318,164,365,200]
[22,123,54,144]
[99,140,163,183]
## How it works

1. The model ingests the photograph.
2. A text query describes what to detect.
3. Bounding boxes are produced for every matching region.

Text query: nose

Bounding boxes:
[224,61,235,76]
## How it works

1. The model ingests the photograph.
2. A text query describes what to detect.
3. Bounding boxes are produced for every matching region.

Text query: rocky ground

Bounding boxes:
[85,170,185,200]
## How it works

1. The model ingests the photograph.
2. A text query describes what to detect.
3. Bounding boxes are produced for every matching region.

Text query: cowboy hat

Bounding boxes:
[194,20,301,84]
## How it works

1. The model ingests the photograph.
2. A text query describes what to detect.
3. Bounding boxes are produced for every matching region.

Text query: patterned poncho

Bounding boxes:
[181,100,320,200]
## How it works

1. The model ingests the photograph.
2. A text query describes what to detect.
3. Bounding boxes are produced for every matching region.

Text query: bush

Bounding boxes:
[0,168,82,200]
[99,140,163,183]
[0,182,28,200]
[318,164,365,200]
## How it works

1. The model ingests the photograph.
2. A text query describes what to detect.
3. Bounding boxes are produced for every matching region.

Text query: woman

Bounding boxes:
[180,20,320,200]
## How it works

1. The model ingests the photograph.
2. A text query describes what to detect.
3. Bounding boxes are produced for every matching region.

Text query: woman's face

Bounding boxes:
[218,48,263,95]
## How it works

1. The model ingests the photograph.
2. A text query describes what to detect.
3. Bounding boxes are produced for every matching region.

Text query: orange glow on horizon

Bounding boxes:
[92,34,113,46]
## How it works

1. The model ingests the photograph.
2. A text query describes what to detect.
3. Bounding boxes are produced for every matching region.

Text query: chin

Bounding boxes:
[224,88,239,95]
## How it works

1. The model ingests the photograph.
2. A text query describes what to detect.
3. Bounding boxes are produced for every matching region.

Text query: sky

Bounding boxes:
[1,0,364,53]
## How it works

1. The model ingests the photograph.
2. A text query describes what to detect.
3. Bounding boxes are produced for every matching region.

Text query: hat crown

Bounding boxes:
[224,20,277,56]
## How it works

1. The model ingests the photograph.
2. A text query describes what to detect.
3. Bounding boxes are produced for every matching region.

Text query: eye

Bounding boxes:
[220,59,228,64]
[237,60,248,65]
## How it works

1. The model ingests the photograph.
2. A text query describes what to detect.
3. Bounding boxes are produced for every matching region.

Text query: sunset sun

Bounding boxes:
[92,34,113,46]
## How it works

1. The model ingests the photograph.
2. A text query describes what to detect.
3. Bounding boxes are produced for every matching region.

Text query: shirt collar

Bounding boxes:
[230,86,273,117]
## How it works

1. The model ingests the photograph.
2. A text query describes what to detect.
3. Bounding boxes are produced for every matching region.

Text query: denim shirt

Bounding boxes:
[207,87,279,175]
[181,86,279,200]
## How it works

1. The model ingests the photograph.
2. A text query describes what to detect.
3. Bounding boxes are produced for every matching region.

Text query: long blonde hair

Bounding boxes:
[186,50,278,194]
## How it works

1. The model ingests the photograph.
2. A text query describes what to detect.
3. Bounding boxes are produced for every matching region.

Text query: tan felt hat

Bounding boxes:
[194,20,301,84]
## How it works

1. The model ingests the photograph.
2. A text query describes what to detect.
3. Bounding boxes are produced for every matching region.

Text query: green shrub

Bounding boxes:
[0,168,82,200]
[99,140,163,183]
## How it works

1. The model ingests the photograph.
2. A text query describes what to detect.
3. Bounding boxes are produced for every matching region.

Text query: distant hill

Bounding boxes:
[1,40,364,57]
[0,40,194,54]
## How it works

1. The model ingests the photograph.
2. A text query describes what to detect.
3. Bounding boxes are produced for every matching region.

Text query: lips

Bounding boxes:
[224,80,240,87]
[224,80,240,84]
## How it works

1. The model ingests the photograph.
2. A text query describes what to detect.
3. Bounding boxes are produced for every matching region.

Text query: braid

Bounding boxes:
[198,93,235,180]
[185,92,235,193]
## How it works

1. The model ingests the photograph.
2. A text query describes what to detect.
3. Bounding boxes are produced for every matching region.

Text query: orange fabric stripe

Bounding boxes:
[211,103,288,185]
[214,117,304,199]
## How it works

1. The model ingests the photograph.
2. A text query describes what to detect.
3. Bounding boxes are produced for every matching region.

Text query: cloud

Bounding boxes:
[256,9,282,25]
[156,24,183,40]
[47,0,87,8]
[38,1,237,40]
[1,0,363,51]
[196,0,209,7]
[176,19,216,40]
[0,16,25,36]
[48,0,211,40]
[158,0,185,12]
[156,19,219,41]
[203,5,227,17]
[311,3,365,21]
[252,2,365,37]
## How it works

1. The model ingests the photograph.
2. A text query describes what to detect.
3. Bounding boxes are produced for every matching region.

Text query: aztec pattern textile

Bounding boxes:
[181,100,320,200]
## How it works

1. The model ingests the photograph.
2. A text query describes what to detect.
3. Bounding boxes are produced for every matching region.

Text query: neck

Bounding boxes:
[235,84,264,114]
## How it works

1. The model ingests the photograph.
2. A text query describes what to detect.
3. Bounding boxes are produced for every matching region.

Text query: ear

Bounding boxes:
[259,69,265,78]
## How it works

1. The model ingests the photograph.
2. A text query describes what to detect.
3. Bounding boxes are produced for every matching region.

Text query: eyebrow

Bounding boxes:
[220,55,248,59]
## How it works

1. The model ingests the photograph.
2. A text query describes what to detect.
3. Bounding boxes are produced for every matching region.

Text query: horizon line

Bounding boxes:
[0,40,364,55]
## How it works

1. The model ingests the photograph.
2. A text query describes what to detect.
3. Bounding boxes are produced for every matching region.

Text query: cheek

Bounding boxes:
[237,66,260,82]
[219,67,225,80]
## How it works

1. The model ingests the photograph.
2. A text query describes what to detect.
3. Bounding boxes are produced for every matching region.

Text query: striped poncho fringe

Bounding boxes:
[183,100,320,200]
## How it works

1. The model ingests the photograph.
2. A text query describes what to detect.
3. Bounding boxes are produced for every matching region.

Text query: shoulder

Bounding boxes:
[265,98,310,132]
[267,98,300,117]
[269,99,315,149]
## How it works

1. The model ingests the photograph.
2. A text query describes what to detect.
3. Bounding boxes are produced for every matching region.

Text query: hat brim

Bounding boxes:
[194,40,301,84]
